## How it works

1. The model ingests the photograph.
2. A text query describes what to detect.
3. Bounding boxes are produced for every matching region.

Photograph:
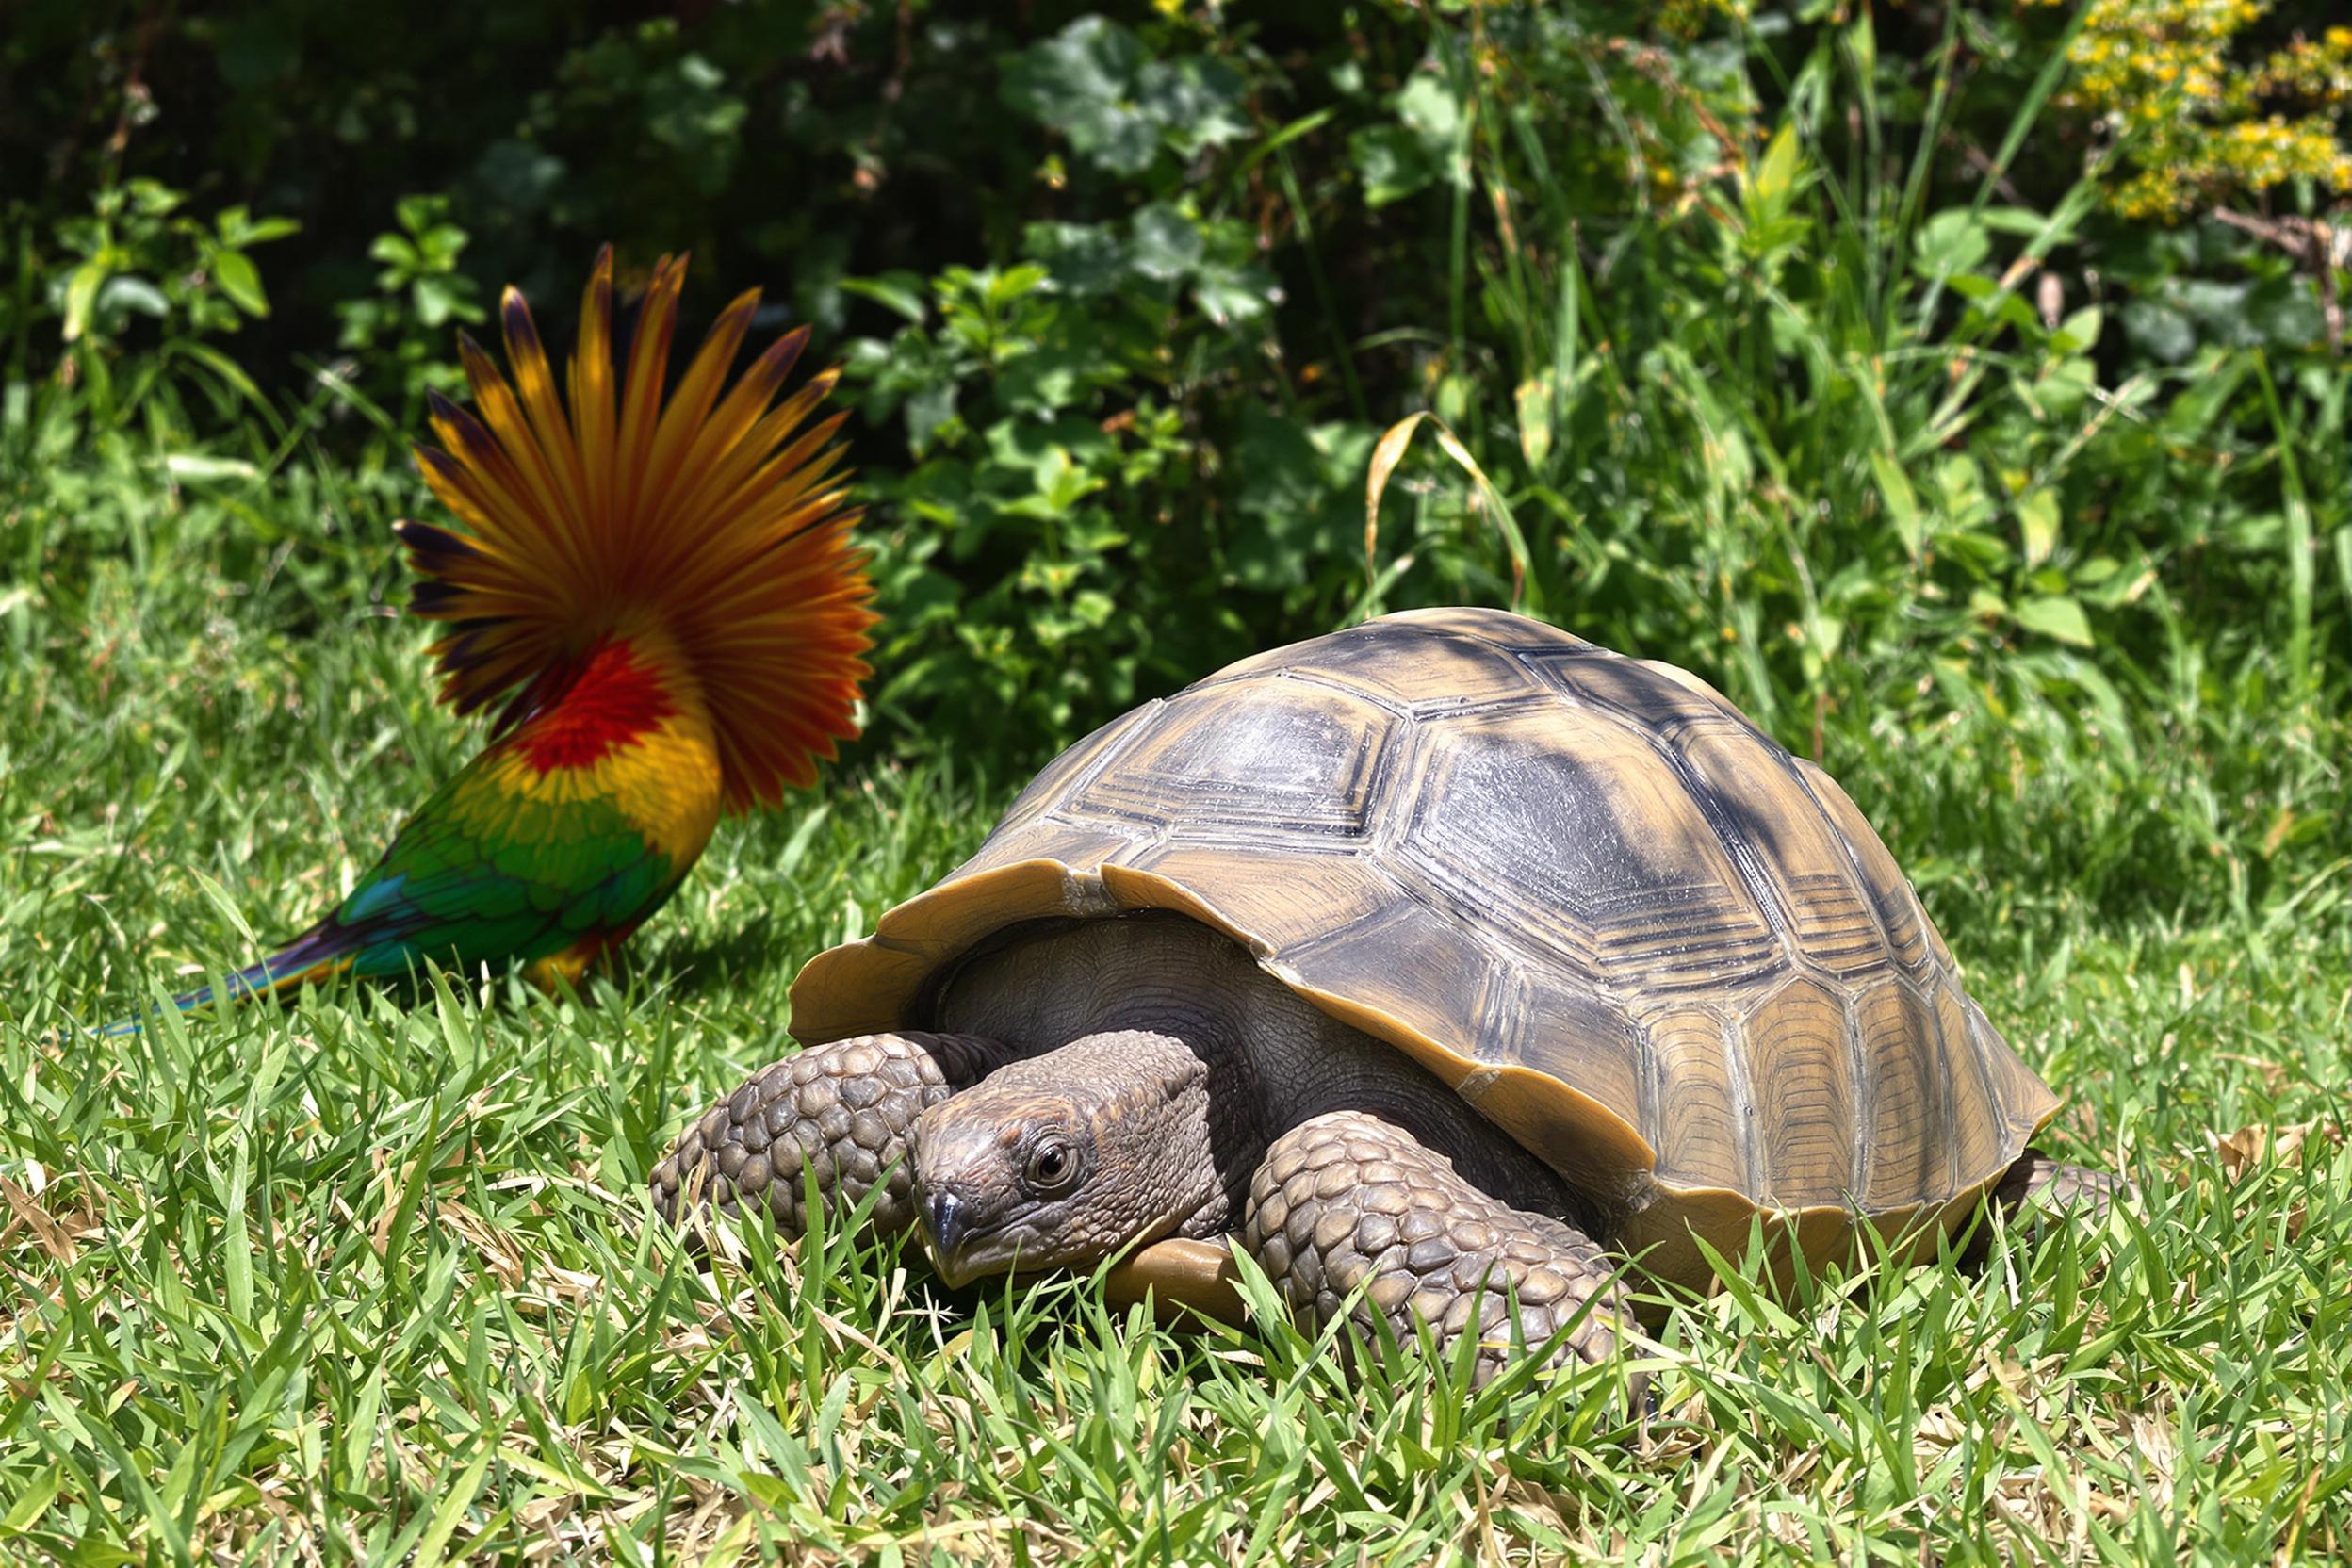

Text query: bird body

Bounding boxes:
[111,250,871,1029]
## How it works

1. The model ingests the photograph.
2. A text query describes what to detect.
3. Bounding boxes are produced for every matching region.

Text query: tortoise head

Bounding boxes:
[911,1029,1224,1286]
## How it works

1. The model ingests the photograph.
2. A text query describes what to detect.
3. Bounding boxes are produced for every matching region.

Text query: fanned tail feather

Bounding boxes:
[100,924,360,1037]
[400,246,877,813]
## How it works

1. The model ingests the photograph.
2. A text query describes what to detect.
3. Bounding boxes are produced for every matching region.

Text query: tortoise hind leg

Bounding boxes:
[651,1032,1016,1237]
[1957,1145,2132,1269]
[1984,1152,2135,1222]
[1991,1145,2133,1218]
[1242,1110,1635,1387]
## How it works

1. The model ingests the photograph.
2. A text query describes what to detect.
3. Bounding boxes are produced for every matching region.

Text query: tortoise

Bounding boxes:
[651,607,2121,1376]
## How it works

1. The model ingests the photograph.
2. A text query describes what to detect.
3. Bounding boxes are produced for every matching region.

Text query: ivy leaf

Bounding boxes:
[1394,74,1462,153]
[1129,204,1204,282]
[2121,299,2196,363]
[1230,408,1369,591]
[1192,259,1279,328]
[1024,221,1131,296]
[1139,56,1247,156]
[1349,125,1437,207]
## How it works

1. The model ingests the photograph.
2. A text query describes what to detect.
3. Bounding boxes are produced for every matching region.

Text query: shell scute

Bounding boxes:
[1394,704,1782,995]
[1639,1004,1751,1192]
[1067,678,1393,843]
[1854,978,1954,1208]
[1530,648,1743,740]
[1791,758,1935,974]
[1671,722,1890,978]
[1738,975,1857,1208]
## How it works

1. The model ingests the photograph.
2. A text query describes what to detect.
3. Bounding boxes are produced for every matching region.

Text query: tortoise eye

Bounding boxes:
[1024,1136,1080,1195]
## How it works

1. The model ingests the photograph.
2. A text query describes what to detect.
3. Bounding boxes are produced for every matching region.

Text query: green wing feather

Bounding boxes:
[103,743,687,1033]
[325,743,685,978]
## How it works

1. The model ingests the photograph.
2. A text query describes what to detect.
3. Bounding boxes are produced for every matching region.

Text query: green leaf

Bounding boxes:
[2052,305,2102,354]
[2017,488,2061,567]
[168,341,270,417]
[412,276,460,327]
[210,249,269,317]
[1129,204,1204,283]
[1348,125,1437,208]
[1001,17,1158,175]
[985,264,1052,311]
[1394,74,1463,151]
[841,272,929,324]
[62,261,106,342]
[1913,210,1990,278]
[1191,259,1278,328]
[411,1439,494,1568]
[1513,373,1554,469]
[98,275,169,319]
[1869,449,1924,557]
[1141,56,1247,156]
[2013,595,2092,646]
[162,453,262,483]
[238,216,301,245]
[2121,299,2197,363]
[0,1467,60,1534]
[1753,122,1801,206]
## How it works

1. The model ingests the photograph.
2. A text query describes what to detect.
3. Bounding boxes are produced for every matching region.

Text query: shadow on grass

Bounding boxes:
[646,911,794,1000]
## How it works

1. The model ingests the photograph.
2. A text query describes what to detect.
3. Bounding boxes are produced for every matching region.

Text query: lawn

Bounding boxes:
[0,435,2345,1565]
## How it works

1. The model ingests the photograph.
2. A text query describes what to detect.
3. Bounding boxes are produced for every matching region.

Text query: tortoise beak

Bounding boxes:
[923,1189,979,1285]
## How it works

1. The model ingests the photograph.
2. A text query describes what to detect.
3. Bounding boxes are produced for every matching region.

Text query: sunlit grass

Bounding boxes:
[2,424,2346,1565]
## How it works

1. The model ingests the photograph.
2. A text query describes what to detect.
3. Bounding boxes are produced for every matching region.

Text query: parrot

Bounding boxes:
[106,247,875,1031]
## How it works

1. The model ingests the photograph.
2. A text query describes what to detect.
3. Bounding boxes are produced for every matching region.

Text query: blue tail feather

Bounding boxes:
[99,923,361,1037]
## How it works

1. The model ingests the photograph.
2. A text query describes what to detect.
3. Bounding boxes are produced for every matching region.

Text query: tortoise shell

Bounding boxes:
[791,608,2057,1285]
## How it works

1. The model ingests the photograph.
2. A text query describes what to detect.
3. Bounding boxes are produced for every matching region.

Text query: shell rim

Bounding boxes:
[785,856,2060,1234]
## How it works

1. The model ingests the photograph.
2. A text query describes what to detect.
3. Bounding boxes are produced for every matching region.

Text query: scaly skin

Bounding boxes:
[649,1033,1014,1235]
[659,919,1641,1384]
[1245,1111,1632,1381]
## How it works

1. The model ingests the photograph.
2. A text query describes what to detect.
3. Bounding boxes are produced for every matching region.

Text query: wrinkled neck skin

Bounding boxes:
[929,915,1588,1243]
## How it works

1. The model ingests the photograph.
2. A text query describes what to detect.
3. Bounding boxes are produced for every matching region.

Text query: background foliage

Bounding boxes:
[7,0,2348,940]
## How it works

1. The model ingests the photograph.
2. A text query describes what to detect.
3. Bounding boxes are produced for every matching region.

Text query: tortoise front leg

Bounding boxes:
[651,1032,1017,1237]
[1242,1111,1634,1386]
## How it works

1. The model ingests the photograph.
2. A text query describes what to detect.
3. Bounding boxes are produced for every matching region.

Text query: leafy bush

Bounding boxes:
[2044,1,2352,220]
[1,0,2344,933]
[333,195,486,428]
[4,178,295,442]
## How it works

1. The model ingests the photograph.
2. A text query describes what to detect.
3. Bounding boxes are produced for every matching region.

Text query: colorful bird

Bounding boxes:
[109,248,874,1030]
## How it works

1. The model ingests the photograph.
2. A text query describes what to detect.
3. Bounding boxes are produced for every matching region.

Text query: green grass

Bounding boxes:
[1,431,2347,1565]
